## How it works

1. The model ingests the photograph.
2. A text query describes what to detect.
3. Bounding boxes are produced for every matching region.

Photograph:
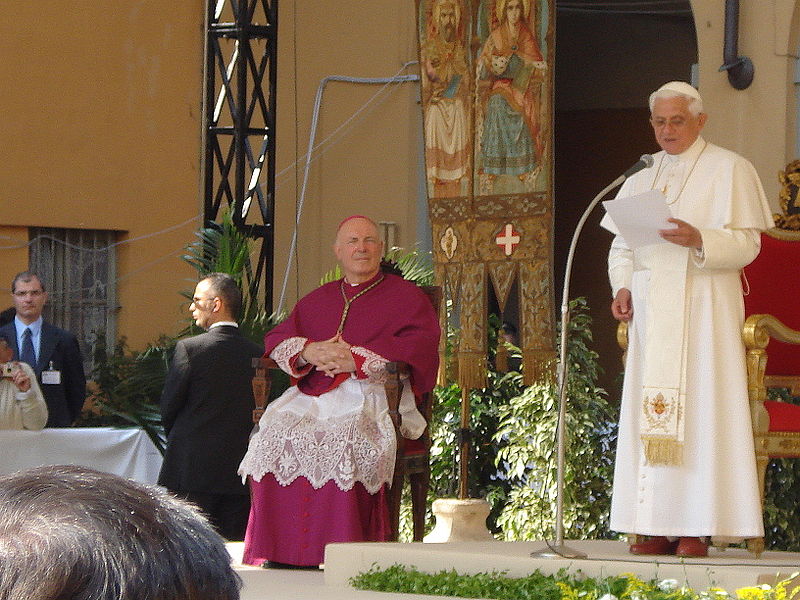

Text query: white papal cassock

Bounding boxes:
[601,136,774,540]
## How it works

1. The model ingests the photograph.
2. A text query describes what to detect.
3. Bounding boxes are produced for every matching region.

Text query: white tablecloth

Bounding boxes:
[0,427,163,484]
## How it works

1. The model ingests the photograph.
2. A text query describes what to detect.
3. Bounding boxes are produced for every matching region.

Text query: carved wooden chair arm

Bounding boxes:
[251,356,277,424]
[743,314,800,435]
[743,314,800,349]
[384,361,412,432]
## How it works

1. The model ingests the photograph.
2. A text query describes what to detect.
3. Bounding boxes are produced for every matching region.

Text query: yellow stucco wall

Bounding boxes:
[692,0,799,202]
[0,2,204,345]
[0,1,426,349]
[270,0,423,312]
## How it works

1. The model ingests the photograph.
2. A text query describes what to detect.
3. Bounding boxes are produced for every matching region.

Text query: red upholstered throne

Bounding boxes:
[743,228,800,531]
[741,161,800,555]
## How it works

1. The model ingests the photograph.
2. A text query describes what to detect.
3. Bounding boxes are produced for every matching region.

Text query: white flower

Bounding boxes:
[598,594,618,600]
[658,579,679,592]
[698,591,731,599]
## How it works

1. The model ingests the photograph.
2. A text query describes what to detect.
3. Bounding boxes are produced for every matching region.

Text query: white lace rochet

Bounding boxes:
[238,376,426,494]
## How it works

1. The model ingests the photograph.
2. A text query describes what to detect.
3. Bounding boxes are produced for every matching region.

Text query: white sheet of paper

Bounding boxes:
[602,190,675,249]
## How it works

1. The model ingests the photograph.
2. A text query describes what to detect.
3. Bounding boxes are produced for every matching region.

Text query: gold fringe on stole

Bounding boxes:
[457,351,487,390]
[643,438,683,466]
[522,349,556,386]
[495,340,509,372]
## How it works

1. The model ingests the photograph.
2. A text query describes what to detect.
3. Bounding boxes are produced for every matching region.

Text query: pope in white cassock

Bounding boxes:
[600,81,774,558]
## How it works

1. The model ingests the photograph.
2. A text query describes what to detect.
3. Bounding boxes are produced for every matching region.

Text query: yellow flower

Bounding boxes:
[773,573,800,600]
[735,584,771,600]
[557,581,577,600]
[622,576,651,598]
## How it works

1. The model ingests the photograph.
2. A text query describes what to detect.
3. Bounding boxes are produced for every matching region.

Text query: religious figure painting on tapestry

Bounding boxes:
[420,0,472,199]
[475,0,548,196]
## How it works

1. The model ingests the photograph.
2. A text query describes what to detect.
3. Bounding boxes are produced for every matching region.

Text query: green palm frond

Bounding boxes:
[182,210,252,286]
[320,264,342,285]
[179,206,273,342]
[384,247,435,286]
[84,334,172,454]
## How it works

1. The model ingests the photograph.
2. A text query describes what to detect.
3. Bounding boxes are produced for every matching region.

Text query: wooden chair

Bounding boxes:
[250,285,442,543]
[384,285,441,542]
[250,356,276,424]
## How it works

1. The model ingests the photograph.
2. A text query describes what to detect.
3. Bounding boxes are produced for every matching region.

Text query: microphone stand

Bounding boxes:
[529,173,627,560]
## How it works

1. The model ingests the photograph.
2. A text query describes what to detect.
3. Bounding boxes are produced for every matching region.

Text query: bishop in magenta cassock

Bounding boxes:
[238,216,440,567]
[601,82,774,558]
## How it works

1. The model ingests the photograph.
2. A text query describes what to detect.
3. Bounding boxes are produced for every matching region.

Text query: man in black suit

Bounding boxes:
[158,272,263,541]
[0,306,15,327]
[0,272,86,427]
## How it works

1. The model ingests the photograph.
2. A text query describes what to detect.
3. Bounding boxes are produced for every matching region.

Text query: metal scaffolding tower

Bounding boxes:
[202,0,278,312]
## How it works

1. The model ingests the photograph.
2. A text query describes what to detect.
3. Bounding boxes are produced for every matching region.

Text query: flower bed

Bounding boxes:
[350,565,799,600]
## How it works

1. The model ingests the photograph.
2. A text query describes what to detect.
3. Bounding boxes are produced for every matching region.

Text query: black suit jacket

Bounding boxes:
[158,325,263,496]
[0,321,86,427]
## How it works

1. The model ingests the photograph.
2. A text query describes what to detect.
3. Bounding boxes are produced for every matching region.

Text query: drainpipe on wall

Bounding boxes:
[718,0,754,90]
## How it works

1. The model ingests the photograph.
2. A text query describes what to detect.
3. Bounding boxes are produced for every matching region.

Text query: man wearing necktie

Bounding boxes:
[20,327,36,368]
[0,272,86,427]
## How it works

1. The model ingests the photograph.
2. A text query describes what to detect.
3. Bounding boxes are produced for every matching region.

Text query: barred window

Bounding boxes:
[29,227,118,375]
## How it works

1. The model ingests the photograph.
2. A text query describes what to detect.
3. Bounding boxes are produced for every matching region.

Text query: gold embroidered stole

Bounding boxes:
[637,243,689,465]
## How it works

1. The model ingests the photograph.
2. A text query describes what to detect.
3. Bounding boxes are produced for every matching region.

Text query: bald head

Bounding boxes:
[333,217,383,284]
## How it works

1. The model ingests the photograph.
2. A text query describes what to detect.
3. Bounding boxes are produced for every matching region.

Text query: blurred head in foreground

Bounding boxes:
[0,465,241,600]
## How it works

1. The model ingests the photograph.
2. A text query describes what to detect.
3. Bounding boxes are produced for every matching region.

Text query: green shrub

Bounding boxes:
[423,298,617,541]
[350,564,799,599]
[494,298,617,541]
[763,388,800,551]
[78,335,172,454]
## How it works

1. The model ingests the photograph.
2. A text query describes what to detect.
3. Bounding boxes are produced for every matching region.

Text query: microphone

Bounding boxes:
[622,154,655,179]
[540,150,653,561]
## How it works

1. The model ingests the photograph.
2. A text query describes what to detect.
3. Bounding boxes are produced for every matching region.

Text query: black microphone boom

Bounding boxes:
[622,154,655,179]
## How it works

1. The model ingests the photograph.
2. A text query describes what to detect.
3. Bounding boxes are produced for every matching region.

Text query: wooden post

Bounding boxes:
[458,386,470,499]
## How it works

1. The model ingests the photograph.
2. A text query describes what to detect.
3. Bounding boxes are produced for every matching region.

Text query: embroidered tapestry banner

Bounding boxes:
[416,0,555,387]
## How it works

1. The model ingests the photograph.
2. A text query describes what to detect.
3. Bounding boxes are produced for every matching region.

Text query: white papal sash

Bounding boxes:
[636,243,689,465]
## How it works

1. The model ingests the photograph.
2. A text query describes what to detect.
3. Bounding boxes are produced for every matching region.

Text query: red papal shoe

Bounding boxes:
[629,536,679,555]
[675,537,708,558]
